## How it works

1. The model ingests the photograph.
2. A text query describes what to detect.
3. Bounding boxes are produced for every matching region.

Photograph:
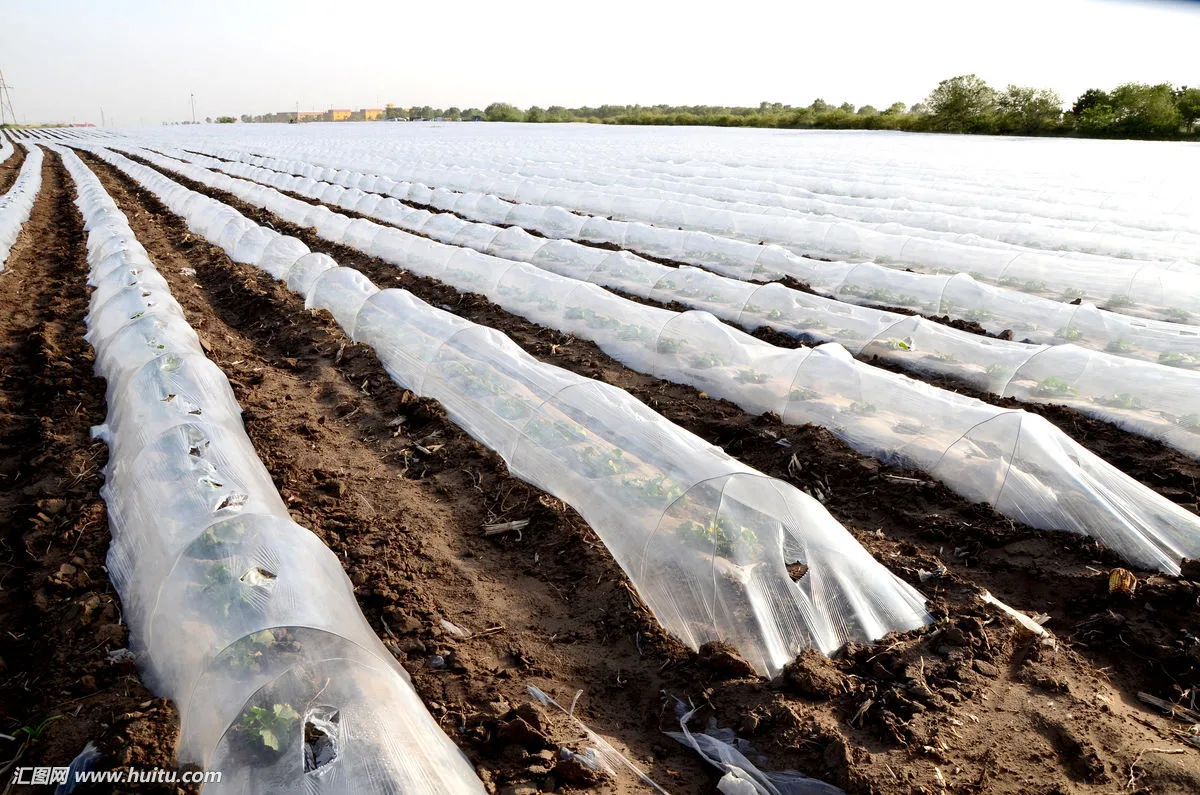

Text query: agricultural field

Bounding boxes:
[1,123,1199,794]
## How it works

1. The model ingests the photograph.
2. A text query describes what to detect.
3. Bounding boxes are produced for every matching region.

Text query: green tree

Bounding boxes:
[882,102,908,115]
[1071,88,1110,117]
[1177,87,1200,132]
[216,116,237,124]
[927,74,997,133]
[462,107,484,121]
[996,85,1062,134]
[1109,82,1182,137]
[484,102,525,122]
[443,107,462,121]
[525,105,545,122]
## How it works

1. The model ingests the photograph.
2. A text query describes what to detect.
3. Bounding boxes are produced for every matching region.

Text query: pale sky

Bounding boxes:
[1,0,1198,125]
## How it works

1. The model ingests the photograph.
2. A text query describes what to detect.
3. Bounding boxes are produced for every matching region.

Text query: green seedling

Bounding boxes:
[623,474,685,505]
[17,716,61,743]
[884,338,911,351]
[1166,308,1193,323]
[1106,294,1134,309]
[986,363,1013,379]
[789,386,818,402]
[677,516,759,558]
[576,446,632,479]
[1105,338,1135,354]
[1095,393,1143,410]
[964,309,993,323]
[735,368,769,384]
[689,352,725,369]
[848,401,877,416]
[1054,327,1084,342]
[1033,377,1077,397]
[1060,288,1086,301]
[1158,352,1198,369]
[224,630,279,674]
[238,703,300,754]
[191,519,249,559]
[494,396,530,421]
[191,562,259,619]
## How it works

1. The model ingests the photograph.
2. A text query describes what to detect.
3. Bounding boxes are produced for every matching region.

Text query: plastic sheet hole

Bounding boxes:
[303,707,340,774]
[199,476,224,489]
[188,439,210,457]
[216,492,248,512]
[240,566,277,589]
[787,563,810,582]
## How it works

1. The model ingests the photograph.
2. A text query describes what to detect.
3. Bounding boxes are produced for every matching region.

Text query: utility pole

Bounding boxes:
[0,69,17,127]
[190,92,196,124]
[100,107,105,127]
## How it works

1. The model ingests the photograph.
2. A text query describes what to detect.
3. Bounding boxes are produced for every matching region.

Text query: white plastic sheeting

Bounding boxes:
[156,143,1200,375]
[138,145,1200,462]
[0,131,14,165]
[0,144,43,271]
[124,132,1200,325]
[146,144,1200,371]
[87,144,1200,576]
[86,142,934,677]
[57,146,485,794]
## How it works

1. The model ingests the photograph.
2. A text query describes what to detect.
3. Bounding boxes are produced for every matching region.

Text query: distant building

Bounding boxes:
[297,110,324,122]
[328,108,352,121]
[361,108,385,120]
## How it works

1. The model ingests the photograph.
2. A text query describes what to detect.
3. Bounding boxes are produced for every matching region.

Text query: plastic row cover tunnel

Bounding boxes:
[374,149,1200,265]
[161,139,1200,326]
[55,146,486,794]
[136,145,1200,462]
[237,132,1200,241]
[0,130,13,165]
[92,145,1200,575]
[84,142,935,678]
[0,144,43,271]
[157,144,1200,371]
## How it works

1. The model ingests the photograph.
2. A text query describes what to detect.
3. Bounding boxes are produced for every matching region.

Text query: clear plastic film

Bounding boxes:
[84,144,1200,576]
[83,143,933,677]
[137,132,1200,325]
[215,151,1200,371]
[54,145,485,794]
[130,145,1200,462]
[0,143,43,271]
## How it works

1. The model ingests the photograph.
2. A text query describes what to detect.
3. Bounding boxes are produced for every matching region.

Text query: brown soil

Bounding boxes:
[57,148,1199,793]
[0,137,28,195]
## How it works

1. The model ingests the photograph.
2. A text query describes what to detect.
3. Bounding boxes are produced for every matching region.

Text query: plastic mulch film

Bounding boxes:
[55,146,486,794]
[150,138,1200,325]
[85,142,934,678]
[0,143,43,271]
[86,144,1200,576]
[132,145,1200,461]
[0,130,13,165]
[201,151,1200,370]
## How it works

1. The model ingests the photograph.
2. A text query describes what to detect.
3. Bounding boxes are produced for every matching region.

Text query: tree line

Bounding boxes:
[476,76,1200,139]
